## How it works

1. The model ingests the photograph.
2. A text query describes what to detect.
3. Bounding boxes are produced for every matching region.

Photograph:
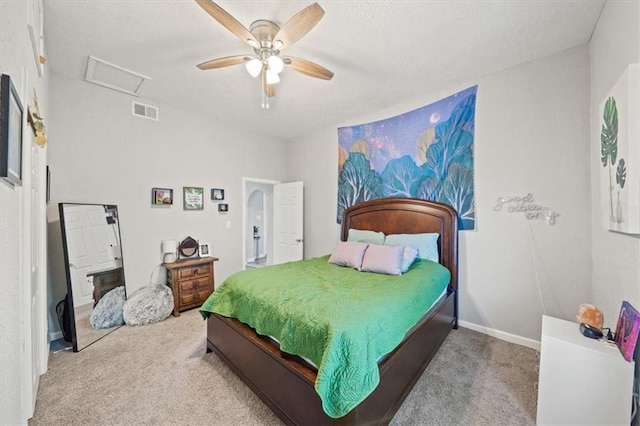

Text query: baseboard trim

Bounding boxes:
[458,320,541,351]
[49,331,63,342]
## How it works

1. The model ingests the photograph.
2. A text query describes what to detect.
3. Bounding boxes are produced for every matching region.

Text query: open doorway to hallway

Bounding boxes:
[242,178,277,269]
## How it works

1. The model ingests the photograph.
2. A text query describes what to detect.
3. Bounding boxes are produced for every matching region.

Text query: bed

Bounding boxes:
[202,197,458,425]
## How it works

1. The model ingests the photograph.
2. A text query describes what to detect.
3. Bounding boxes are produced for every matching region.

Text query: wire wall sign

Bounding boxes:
[494,193,559,225]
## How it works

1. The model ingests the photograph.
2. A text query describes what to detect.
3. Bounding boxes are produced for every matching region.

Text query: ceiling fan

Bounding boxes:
[194,0,334,108]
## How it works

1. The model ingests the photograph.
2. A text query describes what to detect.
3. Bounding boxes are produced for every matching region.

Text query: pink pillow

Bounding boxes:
[328,241,369,270]
[361,244,404,276]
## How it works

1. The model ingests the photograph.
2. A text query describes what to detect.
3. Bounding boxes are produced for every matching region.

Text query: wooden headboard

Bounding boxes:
[341,198,458,292]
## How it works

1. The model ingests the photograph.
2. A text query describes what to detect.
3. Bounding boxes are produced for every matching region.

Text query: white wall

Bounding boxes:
[47,72,288,334]
[589,3,640,420]
[0,0,49,423]
[589,0,640,334]
[288,45,592,342]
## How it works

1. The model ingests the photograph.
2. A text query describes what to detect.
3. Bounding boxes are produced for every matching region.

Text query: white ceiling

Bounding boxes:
[44,0,605,140]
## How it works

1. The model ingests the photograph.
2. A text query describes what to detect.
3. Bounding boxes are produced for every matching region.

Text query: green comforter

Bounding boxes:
[200,255,450,418]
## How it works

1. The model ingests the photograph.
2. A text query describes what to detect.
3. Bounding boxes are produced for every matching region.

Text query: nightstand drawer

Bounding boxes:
[178,264,211,279]
[179,277,212,292]
[179,291,196,306]
[196,285,213,301]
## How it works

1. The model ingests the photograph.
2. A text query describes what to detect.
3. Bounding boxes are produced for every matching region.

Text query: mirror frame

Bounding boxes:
[59,202,126,351]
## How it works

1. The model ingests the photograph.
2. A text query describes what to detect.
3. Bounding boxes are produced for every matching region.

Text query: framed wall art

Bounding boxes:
[0,74,24,187]
[599,63,640,234]
[152,187,173,205]
[27,0,45,77]
[211,188,225,201]
[183,186,204,210]
[46,165,50,204]
[218,203,228,212]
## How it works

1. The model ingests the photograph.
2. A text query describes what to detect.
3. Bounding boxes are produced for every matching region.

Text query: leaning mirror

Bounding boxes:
[59,203,126,351]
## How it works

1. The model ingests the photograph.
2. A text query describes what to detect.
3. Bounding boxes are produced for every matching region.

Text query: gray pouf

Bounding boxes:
[90,286,126,329]
[123,284,173,326]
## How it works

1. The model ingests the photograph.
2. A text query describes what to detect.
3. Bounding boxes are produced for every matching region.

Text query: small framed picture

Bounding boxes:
[152,187,173,205]
[46,166,50,204]
[211,188,225,201]
[218,203,228,212]
[1,74,24,187]
[199,242,211,257]
[183,186,204,210]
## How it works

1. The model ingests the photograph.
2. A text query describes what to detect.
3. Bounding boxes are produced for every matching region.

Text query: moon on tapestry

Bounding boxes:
[337,86,477,230]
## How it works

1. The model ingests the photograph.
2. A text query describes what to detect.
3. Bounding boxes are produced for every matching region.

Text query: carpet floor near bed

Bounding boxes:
[29,309,538,425]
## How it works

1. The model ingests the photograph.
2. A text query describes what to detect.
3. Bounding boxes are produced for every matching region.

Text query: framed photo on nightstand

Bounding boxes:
[199,242,211,257]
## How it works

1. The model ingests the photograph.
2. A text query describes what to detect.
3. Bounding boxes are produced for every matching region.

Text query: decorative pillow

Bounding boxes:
[328,241,369,270]
[90,286,125,329]
[361,244,404,276]
[400,246,419,273]
[384,233,439,262]
[123,284,173,326]
[347,228,385,245]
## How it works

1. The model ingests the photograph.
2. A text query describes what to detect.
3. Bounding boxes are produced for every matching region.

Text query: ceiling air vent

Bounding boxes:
[132,101,159,121]
[85,55,150,96]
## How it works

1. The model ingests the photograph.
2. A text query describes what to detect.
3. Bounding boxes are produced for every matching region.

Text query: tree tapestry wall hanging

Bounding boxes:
[337,86,477,229]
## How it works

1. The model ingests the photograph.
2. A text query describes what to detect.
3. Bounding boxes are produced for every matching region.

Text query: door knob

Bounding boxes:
[296,238,303,243]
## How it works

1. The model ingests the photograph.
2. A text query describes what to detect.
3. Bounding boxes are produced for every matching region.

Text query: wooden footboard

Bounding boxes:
[206,290,456,425]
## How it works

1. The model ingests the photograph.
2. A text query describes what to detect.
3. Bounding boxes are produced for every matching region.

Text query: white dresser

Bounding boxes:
[536,315,634,425]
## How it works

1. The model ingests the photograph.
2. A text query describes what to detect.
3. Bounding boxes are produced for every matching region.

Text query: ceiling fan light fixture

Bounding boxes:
[266,69,280,84]
[245,58,262,77]
[272,40,284,50]
[267,55,284,74]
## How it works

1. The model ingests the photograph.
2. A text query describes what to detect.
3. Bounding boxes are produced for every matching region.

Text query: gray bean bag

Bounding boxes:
[123,284,173,326]
[90,286,126,329]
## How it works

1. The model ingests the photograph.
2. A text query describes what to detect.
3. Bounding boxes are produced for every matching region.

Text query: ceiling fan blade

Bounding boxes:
[194,0,258,46]
[283,56,333,80]
[274,2,324,49]
[197,55,250,70]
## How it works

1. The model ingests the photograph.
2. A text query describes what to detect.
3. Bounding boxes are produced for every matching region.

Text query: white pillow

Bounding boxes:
[361,244,404,276]
[328,241,369,270]
[347,228,386,245]
[400,246,419,272]
[384,233,439,262]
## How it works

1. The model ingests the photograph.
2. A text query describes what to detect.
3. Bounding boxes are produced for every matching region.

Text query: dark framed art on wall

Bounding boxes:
[0,74,24,187]
[211,188,224,200]
[152,187,173,205]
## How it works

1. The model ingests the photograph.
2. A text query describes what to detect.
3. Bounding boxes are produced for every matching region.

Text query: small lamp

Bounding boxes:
[162,240,176,263]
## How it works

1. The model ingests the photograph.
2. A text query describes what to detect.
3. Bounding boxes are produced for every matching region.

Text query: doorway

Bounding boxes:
[242,178,277,269]
[242,178,305,269]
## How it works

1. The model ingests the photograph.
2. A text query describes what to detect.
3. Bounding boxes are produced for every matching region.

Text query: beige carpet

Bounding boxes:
[30,309,538,425]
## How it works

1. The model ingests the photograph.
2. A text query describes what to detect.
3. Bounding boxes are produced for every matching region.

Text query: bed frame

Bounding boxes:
[206,198,458,425]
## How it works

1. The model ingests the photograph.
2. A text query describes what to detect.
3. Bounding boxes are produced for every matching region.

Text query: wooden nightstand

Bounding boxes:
[163,257,218,316]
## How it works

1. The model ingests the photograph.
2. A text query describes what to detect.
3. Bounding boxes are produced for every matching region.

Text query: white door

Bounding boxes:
[62,205,117,307]
[24,114,48,419]
[273,182,304,264]
[29,142,47,416]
